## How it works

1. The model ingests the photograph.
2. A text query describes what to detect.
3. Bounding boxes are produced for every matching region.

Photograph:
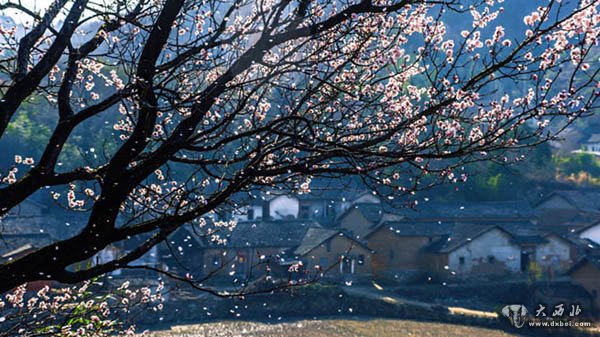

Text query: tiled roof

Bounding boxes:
[337,203,383,223]
[218,220,321,248]
[586,134,600,143]
[424,224,513,253]
[367,220,453,238]
[293,228,340,256]
[400,200,535,219]
[537,190,600,214]
[0,233,53,258]
[569,255,600,274]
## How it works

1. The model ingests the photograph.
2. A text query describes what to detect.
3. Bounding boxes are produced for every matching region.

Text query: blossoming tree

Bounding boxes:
[0,0,599,293]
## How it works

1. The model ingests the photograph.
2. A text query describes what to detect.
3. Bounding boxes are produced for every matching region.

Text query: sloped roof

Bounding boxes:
[400,201,535,219]
[544,231,600,250]
[568,255,600,274]
[366,220,453,238]
[0,233,53,258]
[577,219,600,234]
[293,228,340,256]
[425,224,514,253]
[585,134,600,143]
[219,220,321,248]
[1,244,33,259]
[336,203,383,223]
[164,225,208,250]
[536,190,600,214]
[244,188,367,205]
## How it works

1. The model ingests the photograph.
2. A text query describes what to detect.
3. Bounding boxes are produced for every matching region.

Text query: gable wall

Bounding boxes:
[536,235,572,273]
[367,227,433,274]
[448,229,521,276]
[339,209,374,239]
[571,263,600,309]
[302,235,372,275]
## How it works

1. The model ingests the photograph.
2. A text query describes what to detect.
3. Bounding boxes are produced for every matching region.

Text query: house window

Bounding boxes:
[487,255,496,264]
[247,207,254,220]
[389,249,394,261]
[358,254,365,265]
[459,256,465,265]
[326,240,332,252]
[428,237,433,243]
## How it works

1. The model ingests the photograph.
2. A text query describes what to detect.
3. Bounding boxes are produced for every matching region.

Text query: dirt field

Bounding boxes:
[150,319,518,337]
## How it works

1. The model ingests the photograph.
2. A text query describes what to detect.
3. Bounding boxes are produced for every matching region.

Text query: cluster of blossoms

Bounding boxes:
[0,0,598,302]
[0,280,164,337]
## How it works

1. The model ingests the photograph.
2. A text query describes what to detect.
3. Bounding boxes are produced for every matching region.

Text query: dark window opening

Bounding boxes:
[358,254,365,265]
[299,205,310,219]
[459,256,465,265]
[487,255,496,264]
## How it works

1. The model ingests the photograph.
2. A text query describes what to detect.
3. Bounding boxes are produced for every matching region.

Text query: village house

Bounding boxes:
[365,220,452,280]
[336,203,384,240]
[534,190,600,226]
[291,228,373,279]
[535,232,575,275]
[568,255,600,313]
[536,232,600,275]
[405,200,537,222]
[580,134,600,154]
[233,190,358,223]
[231,189,381,222]
[423,224,523,278]
[198,220,320,280]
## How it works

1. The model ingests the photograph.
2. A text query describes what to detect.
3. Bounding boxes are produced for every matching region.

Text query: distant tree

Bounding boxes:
[0,0,599,293]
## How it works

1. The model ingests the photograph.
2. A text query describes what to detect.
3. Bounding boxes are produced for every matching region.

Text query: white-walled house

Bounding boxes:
[536,233,573,273]
[581,134,600,153]
[579,221,600,244]
[424,225,522,277]
[237,194,300,221]
[233,190,370,222]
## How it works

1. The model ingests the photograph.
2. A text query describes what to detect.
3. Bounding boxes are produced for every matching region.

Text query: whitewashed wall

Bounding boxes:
[448,228,521,275]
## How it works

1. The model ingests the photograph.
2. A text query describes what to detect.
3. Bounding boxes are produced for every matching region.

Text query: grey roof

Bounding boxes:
[569,255,600,274]
[544,231,600,249]
[218,220,321,248]
[367,220,453,238]
[0,233,53,258]
[337,203,383,223]
[401,201,535,219]
[586,134,600,143]
[577,219,600,234]
[293,228,340,256]
[537,190,600,214]
[425,224,514,253]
